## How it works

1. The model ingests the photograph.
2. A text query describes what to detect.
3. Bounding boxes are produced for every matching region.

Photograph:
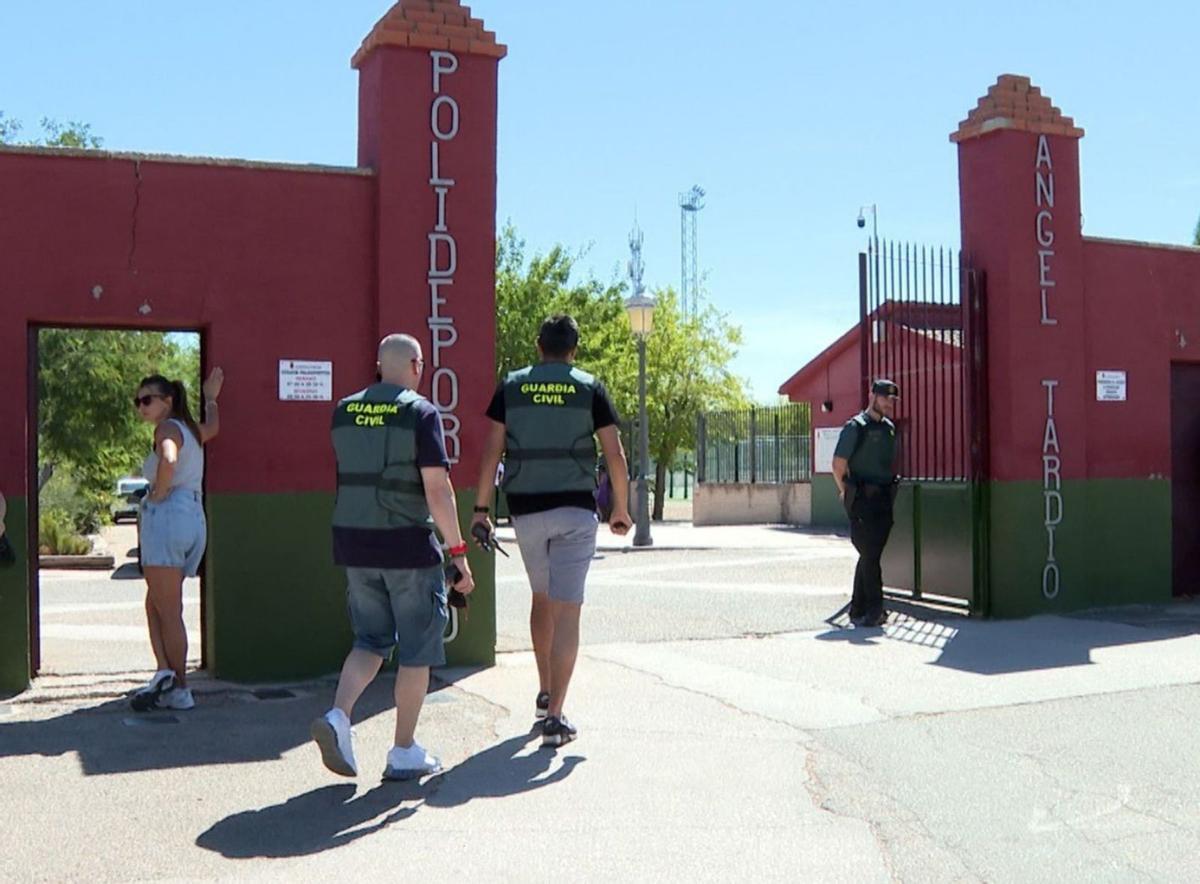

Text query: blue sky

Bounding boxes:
[3,1,1197,399]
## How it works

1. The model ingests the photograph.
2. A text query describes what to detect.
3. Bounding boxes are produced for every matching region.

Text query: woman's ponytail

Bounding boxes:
[170,380,202,443]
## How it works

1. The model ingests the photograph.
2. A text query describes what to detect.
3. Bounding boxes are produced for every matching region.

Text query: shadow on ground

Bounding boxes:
[0,679,388,775]
[814,598,1200,674]
[195,732,584,859]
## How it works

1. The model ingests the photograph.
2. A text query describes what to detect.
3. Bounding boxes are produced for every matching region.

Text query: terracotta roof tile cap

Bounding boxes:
[352,0,506,68]
[952,74,1083,143]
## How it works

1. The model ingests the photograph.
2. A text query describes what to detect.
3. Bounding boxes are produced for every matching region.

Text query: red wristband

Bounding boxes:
[448,542,468,558]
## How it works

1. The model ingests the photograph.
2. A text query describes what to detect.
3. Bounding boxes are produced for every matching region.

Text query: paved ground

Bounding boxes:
[5,521,1200,881]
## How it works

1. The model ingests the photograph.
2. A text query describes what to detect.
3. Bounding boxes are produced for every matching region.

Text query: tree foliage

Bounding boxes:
[38,330,200,530]
[0,112,102,148]
[642,288,750,518]
[496,225,750,518]
[1194,215,1199,247]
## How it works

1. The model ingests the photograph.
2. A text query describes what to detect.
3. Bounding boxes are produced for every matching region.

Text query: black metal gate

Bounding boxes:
[859,240,989,611]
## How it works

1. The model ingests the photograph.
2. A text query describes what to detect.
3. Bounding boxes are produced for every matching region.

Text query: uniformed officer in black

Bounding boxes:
[832,380,900,627]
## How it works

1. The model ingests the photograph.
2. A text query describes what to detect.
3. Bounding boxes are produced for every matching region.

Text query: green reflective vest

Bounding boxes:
[331,385,432,530]
[501,362,598,496]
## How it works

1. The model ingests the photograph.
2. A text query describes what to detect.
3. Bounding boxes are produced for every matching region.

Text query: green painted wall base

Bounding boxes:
[989,479,1170,618]
[0,497,30,696]
[205,490,495,683]
[811,475,849,529]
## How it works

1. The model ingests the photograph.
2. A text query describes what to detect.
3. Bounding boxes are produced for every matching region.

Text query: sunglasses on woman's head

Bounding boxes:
[133,394,162,408]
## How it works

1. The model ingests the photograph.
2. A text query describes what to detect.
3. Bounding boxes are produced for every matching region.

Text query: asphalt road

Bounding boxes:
[12,521,1200,882]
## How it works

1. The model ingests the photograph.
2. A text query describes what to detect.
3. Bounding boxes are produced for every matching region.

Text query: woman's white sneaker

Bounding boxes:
[130,669,177,711]
[311,709,357,777]
[382,742,442,781]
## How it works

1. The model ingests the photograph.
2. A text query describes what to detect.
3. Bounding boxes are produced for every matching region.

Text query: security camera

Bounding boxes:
[856,213,866,229]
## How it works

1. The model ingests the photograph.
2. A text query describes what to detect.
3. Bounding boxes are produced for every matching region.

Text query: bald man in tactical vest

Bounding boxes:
[472,315,632,748]
[311,333,474,781]
[832,379,901,628]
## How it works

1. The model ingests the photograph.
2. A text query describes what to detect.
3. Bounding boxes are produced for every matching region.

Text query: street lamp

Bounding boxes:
[857,204,878,240]
[626,222,655,547]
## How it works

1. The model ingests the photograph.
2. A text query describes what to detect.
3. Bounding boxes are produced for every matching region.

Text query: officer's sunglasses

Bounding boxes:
[132,394,164,408]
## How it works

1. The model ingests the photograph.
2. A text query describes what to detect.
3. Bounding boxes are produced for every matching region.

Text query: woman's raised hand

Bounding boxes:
[202,367,225,402]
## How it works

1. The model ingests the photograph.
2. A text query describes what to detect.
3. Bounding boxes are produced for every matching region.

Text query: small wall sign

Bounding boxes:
[279,360,333,401]
[1096,370,1127,402]
[814,427,843,474]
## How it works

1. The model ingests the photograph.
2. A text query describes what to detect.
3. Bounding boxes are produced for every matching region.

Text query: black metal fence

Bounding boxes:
[861,239,988,482]
[697,403,812,484]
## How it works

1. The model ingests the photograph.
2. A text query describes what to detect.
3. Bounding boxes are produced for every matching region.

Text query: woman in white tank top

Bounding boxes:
[128,368,225,712]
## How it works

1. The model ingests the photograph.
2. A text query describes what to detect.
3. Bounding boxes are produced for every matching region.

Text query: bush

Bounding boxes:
[39,464,112,534]
[39,509,92,556]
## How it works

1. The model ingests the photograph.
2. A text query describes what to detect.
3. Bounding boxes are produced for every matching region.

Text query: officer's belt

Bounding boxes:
[337,472,424,496]
[505,448,592,461]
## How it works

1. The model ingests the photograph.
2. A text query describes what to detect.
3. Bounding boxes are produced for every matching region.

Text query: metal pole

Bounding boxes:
[634,336,653,546]
[858,251,869,410]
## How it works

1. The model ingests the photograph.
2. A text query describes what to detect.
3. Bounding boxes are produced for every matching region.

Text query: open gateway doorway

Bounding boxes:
[28,326,207,682]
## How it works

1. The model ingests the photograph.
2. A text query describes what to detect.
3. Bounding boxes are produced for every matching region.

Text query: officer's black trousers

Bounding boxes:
[847,485,894,621]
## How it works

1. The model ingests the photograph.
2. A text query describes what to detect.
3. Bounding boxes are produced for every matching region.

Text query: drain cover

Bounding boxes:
[122,715,180,727]
[251,688,297,701]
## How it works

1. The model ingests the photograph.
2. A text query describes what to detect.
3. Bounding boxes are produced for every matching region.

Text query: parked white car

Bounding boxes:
[112,477,149,523]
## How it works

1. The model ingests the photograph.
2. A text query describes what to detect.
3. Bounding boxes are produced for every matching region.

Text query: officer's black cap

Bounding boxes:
[872,379,900,398]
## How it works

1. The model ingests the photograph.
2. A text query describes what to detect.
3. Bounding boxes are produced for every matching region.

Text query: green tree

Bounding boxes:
[642,288,749,519]
[1193,215,1199,247]
[38,330,199,530]
[0,112,102,148]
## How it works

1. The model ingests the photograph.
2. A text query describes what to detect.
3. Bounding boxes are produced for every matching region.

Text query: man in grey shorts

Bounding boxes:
[472,315,632,747]
[311,333,474,780]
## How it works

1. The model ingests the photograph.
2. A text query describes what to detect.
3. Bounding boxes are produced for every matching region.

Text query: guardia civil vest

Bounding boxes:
[844,411,898,486]
[331,384,432,530]
[501,362,598,496]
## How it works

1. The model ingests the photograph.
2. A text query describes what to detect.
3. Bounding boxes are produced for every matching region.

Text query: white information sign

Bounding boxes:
[279,360,333,402]
[1096,370,1127,402]
[814,427,844,474]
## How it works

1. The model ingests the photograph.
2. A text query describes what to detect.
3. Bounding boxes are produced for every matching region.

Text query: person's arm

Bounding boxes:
[832,457,850,501]
[831,423,859,502]
[596,425,632,534]
[472,420,507,514]
[421,466,474,595]
[0,491,7,537]
[150,423,184,502]
[471,384,509,543]
[199,367,225,444]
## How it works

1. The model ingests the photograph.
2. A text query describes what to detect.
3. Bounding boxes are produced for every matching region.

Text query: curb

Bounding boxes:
[39,555,116,570]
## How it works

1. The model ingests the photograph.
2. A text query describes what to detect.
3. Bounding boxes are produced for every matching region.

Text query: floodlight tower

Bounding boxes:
[679,185,705,316]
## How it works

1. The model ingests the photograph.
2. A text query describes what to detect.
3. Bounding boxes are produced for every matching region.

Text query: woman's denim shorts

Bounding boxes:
[140,489,207,577]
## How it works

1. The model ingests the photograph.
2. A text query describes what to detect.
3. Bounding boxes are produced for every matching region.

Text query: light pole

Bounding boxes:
[857,204,878,240]
[626,223,656,547]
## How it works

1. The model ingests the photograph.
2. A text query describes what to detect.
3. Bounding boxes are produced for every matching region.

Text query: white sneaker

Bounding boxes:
[136,669,175,695]
[382,741,442,781]
[311,709,357,777]
[161,687,195,710]
[130,669,177,712]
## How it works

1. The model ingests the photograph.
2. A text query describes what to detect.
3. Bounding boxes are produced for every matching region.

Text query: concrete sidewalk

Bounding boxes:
[496,520,845,552]
[5,597,1200,881]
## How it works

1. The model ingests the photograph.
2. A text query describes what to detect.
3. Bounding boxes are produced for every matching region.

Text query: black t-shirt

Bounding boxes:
[332,391,451,569]
[486,374,620,516]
